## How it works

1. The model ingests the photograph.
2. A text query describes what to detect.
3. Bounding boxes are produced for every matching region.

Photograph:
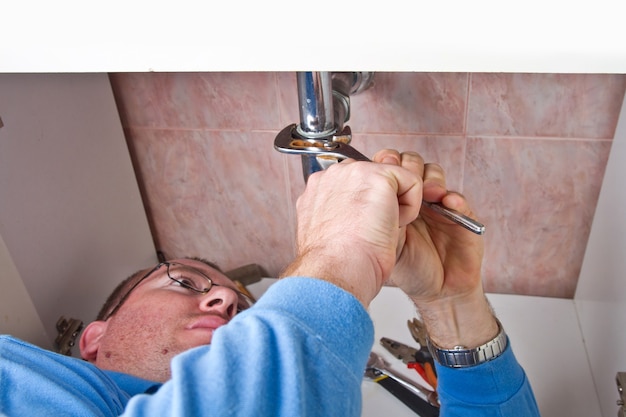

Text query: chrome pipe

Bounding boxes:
[296,72,335,138]
[294,71,374,182]
[297,71,335,182]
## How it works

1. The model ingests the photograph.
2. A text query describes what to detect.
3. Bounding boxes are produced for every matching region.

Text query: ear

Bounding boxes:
[79,320,108,362]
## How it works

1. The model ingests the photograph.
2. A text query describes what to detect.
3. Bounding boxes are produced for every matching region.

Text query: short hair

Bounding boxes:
[96,257,223,321]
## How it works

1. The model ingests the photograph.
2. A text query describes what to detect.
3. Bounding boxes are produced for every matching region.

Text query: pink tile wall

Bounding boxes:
[109,72,626,298]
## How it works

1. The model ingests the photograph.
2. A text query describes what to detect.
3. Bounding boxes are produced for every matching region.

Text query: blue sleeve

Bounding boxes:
[1,278,541,416]
[0,335,157,416]
[122,277,375,417]
[435,339,541,416]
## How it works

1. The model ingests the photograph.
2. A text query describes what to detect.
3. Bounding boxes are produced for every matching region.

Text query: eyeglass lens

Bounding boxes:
[167,263,212,292]
[167,263,254,312]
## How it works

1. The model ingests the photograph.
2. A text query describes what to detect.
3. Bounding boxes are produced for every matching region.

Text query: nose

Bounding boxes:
[198,285,240,318]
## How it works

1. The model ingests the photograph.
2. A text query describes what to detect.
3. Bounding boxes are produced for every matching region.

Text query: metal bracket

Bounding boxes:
[617,372,626,417]
[54,316,84,356]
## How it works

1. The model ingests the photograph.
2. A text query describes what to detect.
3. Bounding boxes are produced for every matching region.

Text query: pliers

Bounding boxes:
[380,337,438,389]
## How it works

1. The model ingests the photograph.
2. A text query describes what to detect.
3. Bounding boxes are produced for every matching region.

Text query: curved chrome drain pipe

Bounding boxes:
[287,71,374,182]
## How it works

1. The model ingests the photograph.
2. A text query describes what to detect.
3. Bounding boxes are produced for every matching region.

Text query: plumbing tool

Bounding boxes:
[365,351,440,416]
[380,336,438,390]
[274,124,485,235]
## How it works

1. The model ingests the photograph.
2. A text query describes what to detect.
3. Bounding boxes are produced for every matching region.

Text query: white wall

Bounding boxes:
[0,1,624,73]
[0,73,156,350]
[0,233,49,348]
[575,94,626,416]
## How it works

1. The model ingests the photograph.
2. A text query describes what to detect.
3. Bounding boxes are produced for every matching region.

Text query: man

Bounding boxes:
[0,149,540,416]
[79,257,254,383]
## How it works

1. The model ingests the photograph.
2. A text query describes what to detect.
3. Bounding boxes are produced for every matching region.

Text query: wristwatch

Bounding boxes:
[427,319,508,368]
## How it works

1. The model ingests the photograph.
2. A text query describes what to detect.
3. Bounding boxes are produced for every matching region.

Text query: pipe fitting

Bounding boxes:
[288,71,375,182]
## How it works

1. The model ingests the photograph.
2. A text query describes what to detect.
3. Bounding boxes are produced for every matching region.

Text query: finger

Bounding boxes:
[382,165,423,227]
[373,151,424,225]
[372,149,402,166]
[441,191,476,218]
[396,153,425,225]
[422,163,447,201]
[399,151,425,178]
[395,225,407,262]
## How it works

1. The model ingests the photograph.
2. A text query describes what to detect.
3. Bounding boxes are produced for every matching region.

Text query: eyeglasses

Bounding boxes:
[102,261,255,321]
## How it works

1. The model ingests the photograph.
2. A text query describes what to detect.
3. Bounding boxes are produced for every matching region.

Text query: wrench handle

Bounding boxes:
[375,374,440,417]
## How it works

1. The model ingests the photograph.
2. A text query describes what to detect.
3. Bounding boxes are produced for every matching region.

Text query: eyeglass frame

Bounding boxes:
[101,261,254,321]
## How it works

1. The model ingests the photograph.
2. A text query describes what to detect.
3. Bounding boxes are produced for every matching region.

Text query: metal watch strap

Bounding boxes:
[427,319,508,368]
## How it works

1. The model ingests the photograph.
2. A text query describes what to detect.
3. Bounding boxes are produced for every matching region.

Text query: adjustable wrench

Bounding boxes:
[274,124,485,235]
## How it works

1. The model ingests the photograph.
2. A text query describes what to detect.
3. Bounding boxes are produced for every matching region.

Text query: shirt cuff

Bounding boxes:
[435,339,528,404]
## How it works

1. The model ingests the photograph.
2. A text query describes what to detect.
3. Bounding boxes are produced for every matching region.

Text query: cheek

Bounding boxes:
[107,309,163,340]
[104,290,201,343]
[99,306,180,361]
[123,290,194,320]
[109,296,181,335]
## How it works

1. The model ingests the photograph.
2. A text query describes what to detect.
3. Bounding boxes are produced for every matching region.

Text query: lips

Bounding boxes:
[187,315,229,331]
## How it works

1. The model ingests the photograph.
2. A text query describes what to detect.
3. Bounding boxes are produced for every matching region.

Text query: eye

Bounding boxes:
[166,264,212,293]
[169,273,207,292]
[176,277,198,290]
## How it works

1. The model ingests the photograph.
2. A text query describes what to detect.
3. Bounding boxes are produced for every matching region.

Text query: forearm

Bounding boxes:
[412,287,540,416]
[280,249,381,308]
[123,278,374,417]
[411,286,499,349]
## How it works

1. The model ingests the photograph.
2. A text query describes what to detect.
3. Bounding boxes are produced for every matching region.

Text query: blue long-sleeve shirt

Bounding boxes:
[0,277,539,416]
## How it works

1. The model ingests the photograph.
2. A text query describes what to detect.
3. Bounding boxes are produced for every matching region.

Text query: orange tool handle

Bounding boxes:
[423,362,438,389]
